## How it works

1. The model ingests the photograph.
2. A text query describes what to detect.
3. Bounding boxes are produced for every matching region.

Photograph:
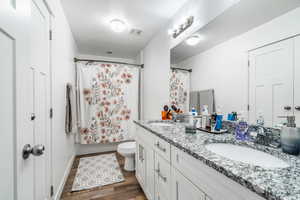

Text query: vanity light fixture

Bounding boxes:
[110,19,127,33]
[170,16,194,38]
[185,34,202,46]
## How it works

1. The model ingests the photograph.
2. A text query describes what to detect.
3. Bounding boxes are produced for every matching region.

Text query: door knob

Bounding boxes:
[284,106,292,111]
[22,144,45,160]
[295,106,300,111]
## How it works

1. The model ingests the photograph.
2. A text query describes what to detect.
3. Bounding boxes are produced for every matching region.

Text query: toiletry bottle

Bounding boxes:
[191,107,197,116]
[214,106,223,131]
[278,116,300,155]
[215,115,223,131]
[235,112,249,141]
[210,113,217,131]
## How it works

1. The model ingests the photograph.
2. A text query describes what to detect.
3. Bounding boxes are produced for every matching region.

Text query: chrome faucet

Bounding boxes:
[252,125,281,148]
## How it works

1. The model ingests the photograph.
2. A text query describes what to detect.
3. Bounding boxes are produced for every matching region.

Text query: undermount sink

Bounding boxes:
[205,143,289,169]
[149,122,173,127]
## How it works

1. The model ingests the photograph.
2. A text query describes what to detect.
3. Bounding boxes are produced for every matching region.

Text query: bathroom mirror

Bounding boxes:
[170,0,300,127]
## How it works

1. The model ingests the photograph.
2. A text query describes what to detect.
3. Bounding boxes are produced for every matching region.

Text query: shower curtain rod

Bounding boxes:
[171,67,192,72]
[74,57,144,68]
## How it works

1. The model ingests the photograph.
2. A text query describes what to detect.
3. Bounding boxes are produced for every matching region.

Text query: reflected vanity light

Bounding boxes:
[110,19,127,33]
[169,16,194,38]
[185,34,202,46]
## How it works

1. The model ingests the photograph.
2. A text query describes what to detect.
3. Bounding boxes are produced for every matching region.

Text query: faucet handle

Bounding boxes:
[278,116,296,127]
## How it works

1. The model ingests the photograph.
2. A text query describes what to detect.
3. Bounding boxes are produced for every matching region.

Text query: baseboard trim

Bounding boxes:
[54,154,75,200]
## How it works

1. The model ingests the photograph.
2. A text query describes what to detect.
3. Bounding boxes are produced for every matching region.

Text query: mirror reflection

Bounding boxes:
[170,0,300,129]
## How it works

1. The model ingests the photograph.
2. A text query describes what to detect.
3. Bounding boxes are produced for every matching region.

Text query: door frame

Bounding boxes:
[30,0,54,198]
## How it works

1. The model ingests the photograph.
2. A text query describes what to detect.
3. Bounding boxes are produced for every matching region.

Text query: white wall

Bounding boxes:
[177,7,300,115]
[140,0,237,120]
[47,0,78,198]
[75,54,136,155]
[142,29,171,120]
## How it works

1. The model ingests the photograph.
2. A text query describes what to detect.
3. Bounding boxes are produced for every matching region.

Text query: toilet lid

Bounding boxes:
[118,141,136,150]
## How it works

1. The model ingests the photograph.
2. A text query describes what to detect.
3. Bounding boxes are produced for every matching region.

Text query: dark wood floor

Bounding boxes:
[60,151,147,200]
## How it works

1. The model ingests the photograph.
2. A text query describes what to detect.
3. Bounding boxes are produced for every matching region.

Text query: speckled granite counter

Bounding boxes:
[134,120,300,200]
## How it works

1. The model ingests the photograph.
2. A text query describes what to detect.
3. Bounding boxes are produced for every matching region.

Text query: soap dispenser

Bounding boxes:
[279,116,300,155]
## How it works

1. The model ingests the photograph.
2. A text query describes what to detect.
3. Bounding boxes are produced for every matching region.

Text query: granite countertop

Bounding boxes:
[134,120,300,200]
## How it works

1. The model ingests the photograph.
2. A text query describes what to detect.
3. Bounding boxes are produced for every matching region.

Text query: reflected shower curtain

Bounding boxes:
[170,70,190,113]
[76,61,139,144]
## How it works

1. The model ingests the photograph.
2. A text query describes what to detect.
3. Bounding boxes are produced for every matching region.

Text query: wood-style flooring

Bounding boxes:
[60,151,147,200]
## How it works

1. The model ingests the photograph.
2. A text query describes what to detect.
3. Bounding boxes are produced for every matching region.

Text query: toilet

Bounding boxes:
[117,141,136,171]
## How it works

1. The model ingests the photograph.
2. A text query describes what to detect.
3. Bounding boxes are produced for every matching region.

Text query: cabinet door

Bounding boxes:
[136,141,146,188]
[171,167,206,200]
[154,154,171,200]
[295,36,300,125]
[145,146,155,200]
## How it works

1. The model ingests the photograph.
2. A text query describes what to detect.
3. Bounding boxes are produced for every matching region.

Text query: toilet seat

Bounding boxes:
[118,141,136,155]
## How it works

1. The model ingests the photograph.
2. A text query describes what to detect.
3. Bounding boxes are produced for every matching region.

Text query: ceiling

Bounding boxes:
[171,0,300,64]
[61,0,189,59]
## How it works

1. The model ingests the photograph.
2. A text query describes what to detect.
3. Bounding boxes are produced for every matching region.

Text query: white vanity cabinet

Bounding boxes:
[135,124,265,200]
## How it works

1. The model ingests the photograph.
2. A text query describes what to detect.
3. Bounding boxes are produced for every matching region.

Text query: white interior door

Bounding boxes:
[294,36,300,126]
[30,0,51,199]
[249,39,294,127]
[0,3,18,200]
[0,0,32,199]
[0,0,52,199]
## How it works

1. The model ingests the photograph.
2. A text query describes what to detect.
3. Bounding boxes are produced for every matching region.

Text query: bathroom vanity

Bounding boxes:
[134,120,300,200]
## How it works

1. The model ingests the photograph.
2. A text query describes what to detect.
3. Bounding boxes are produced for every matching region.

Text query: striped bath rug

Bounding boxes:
[72,153,125,191]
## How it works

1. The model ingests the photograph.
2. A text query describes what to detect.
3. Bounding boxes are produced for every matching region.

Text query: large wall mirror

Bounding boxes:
[170,0,300,127]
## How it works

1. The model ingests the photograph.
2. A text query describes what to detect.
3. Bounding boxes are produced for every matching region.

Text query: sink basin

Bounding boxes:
[149,122,173,127]
[205,143,289,169]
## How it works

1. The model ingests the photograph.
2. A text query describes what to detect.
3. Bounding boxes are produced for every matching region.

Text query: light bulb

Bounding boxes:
[185,35,202,46]
[110,19,127,33]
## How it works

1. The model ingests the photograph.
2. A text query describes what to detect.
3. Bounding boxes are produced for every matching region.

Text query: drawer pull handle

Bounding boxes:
[155,169,167,182]
[155,142,166,152]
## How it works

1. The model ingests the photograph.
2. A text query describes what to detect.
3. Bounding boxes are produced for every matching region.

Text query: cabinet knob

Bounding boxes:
[295,106,300,111]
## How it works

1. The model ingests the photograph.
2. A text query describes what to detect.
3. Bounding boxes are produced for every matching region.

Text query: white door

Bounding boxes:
[249,39,294,127]
[294,36,300,126]
[0,0,31,199]
[171,168,206,200]
[29,0,52,199]
[0,0,52,199]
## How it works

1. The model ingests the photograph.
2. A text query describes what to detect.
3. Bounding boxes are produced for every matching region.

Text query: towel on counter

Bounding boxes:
[65,83,77,134]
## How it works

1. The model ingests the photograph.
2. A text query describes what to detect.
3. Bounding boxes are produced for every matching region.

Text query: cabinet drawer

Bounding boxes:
[155,154,171,200]
[136,124,171,162]
[171,146,265,200]
[152,135,171,162]
[135,125,155,146]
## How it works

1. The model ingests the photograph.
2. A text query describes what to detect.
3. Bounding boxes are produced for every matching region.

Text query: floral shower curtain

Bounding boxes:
[170,69,190,113]
[76,61,139,144]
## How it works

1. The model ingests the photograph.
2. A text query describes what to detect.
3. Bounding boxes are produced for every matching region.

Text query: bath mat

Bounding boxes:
[72,153,125,191]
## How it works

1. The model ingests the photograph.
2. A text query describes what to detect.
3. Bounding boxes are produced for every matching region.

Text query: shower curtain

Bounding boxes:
[170,69,190,113]
[76,61,139,144]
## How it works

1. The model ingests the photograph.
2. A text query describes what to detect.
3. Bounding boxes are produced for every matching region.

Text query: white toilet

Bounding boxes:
[117,141,136,171]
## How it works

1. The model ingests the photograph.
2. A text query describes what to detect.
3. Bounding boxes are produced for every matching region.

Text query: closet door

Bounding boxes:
[294,36,300,125]
[249,39,294,127]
